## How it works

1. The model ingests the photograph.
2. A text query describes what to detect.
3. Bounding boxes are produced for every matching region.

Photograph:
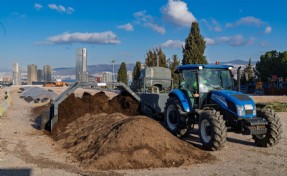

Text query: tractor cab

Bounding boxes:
[176,64,234,109]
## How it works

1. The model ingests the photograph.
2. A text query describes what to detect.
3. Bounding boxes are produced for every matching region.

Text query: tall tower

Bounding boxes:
[27,64,37,85]
[43,65,52,82]
[12,62,22,85]
[76,48,88,82]
[37,69,42,82]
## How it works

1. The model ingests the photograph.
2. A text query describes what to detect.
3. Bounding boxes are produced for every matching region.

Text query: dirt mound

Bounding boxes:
[55,113,213,170]
[51,91,140,135]
[50,91,213,170]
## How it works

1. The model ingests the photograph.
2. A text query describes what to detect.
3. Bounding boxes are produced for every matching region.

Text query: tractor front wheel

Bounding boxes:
[199,110,227,151]
[253,109,282,147]
[164,97,188,137]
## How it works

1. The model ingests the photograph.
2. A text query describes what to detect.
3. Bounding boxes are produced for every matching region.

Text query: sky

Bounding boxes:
[0,0,286,70]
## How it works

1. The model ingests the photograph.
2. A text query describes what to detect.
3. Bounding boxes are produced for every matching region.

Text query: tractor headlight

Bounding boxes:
[236,105,245,116]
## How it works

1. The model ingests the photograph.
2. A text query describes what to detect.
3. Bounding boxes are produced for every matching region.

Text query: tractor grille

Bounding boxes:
[227,100,237,113]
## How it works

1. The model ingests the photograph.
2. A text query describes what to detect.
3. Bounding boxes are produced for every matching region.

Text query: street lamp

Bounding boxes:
[111,60,115,82]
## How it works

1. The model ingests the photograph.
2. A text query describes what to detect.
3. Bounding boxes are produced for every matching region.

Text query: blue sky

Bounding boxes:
[0,0,286,70]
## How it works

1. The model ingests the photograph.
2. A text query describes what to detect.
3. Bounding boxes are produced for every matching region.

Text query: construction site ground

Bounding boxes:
[0,86,287,176]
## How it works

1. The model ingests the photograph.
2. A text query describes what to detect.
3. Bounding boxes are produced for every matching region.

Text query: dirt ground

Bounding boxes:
[0,86,287,176]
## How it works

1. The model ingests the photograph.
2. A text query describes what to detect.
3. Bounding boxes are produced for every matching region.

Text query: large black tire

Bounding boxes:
[164,97,188,137]
[199,110,227,151]
[253,109,282,147]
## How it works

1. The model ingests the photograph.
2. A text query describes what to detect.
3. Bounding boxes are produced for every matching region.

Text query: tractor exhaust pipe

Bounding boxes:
[237,66,241,91]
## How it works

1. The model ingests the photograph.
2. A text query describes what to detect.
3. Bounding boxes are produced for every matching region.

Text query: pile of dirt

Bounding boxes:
[52,92,140,136]
[55,113,213,170]
[50,91,213,171]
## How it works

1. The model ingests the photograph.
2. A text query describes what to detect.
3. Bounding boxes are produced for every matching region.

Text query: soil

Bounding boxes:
[51,91,140,136]
[51,91,213,170]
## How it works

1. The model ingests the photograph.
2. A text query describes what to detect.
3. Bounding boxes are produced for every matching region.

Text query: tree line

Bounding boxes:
[240,50,287,84]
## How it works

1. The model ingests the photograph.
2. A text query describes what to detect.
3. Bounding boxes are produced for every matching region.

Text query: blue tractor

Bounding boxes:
[164,64,282,150]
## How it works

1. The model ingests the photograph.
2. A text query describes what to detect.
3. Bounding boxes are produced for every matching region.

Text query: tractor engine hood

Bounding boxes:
[210,90,256,118]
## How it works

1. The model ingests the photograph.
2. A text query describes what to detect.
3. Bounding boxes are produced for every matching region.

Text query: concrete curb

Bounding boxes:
[0,91,12,117]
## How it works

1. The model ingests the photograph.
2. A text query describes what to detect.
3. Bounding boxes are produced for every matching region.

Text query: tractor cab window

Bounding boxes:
[199,69,233,93]
[180,70,198,93]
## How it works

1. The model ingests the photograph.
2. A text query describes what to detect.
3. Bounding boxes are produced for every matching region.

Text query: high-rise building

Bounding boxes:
[103,72,113,83]
[27,64,37,85]
[37,69,42,82]
[43,65,52,82]
[76,48,88,82]
[12,62,22,85]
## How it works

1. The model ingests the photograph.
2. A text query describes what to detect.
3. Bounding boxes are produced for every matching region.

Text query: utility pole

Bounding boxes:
[111,60,115,82]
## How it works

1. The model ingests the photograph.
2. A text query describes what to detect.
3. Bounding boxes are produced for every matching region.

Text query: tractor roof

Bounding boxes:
[176,64,233,71]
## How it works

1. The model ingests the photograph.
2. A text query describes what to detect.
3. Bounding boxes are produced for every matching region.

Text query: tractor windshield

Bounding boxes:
[199,68,233,93]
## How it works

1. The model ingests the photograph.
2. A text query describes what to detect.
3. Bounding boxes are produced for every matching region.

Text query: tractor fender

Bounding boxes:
[169,89,190,112]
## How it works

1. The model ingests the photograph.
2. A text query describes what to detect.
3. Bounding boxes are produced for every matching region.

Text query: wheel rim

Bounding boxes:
[255,134,266,139]
[200,119,212,143]
[166,105,178,130]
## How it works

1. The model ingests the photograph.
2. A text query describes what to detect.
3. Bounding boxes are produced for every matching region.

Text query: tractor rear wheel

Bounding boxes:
[253,109,282,147]
[199,110,227,151]
[164,97,188,137]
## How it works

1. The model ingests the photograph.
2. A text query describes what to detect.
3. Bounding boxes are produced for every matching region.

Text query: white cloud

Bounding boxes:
[205,38,216,45]
[225,23,234,28]
[236,16,265,26]
[226,16,266,28]
[206,34,255,46]
[117,23,134,31]
[48,4,74,15]
[202,19,222,32]
[34,3,43,10]
[40,31,120,45]
[144,23,165,34]
[259,41,269,47]
[220,35,254,46]
[160,40,184,48]
[12,12,26,19]
[133,10,165,34]
[264,26,272,33]
[161,0,196,27]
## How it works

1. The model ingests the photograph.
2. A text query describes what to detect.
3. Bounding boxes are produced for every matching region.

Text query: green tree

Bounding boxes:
[156,48,167,67]
[117,62,128,85]
[256,50,287,82]
[131,61,142,91]
[182,21,208,65]
[167,54,180,88]
[145,49,157,67]
[241,58,255,84]
[145,48,167,67]
[132,61,141,82]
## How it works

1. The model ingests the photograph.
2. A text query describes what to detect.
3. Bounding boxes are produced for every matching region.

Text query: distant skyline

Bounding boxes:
[0,0,286,70]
